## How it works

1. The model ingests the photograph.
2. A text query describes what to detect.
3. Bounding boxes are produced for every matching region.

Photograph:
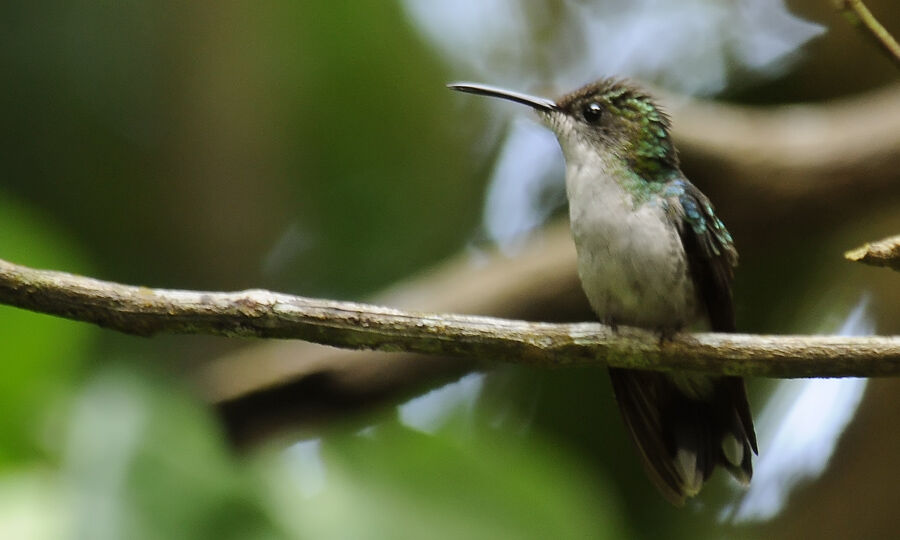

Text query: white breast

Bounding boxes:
[565,158,698,330]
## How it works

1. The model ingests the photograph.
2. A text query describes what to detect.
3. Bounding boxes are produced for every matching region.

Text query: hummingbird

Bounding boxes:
[449,79,757,505]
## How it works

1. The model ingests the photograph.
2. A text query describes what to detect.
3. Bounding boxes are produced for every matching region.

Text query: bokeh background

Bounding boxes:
[0,1,898,538]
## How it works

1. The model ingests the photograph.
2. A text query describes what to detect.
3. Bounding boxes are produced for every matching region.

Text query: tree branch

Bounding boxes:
[846,234,900,271]
[0,258,897,378]
[834,0,900,68]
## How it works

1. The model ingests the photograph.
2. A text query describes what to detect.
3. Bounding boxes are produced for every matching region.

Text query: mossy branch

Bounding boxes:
[0,258,896,378]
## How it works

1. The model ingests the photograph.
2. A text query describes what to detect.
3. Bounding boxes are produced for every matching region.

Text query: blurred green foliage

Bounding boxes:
[0,365,626,539]
[59,368,280,540]
[262,420,625,539]
[0,193,94,464]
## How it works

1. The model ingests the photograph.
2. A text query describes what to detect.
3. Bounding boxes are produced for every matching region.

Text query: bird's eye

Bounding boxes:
[583,102,603,124]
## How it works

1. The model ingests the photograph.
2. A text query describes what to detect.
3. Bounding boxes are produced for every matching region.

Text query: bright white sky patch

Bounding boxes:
[404,0,824,95]
[398,373,486,433]
[481,119,565,250]
[285,438,326,499]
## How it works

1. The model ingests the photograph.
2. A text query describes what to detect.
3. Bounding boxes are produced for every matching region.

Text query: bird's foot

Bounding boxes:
[602,317,619,333]
[655,326,681,346]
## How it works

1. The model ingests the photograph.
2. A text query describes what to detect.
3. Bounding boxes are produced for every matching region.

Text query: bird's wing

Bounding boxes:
[668,177,757,453]
[667,178,738,332]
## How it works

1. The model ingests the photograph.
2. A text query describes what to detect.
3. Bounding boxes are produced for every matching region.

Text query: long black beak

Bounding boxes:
[447,82,557,112]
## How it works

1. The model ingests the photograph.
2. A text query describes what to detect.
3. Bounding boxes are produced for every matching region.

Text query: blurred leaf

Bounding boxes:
[61,366,283,540]
[261,421,625,539]
[0,469,66,540]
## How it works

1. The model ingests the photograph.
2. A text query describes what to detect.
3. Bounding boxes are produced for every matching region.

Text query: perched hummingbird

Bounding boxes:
[449,79,757,505]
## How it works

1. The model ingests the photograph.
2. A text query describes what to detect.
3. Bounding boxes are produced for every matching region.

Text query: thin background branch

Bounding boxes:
[835,0,900,67]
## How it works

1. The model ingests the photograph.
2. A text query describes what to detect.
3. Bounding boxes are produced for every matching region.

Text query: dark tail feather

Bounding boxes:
[608,368,757,505]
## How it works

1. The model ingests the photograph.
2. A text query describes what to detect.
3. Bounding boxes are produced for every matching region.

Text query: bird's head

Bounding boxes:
[449,79,679,181]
